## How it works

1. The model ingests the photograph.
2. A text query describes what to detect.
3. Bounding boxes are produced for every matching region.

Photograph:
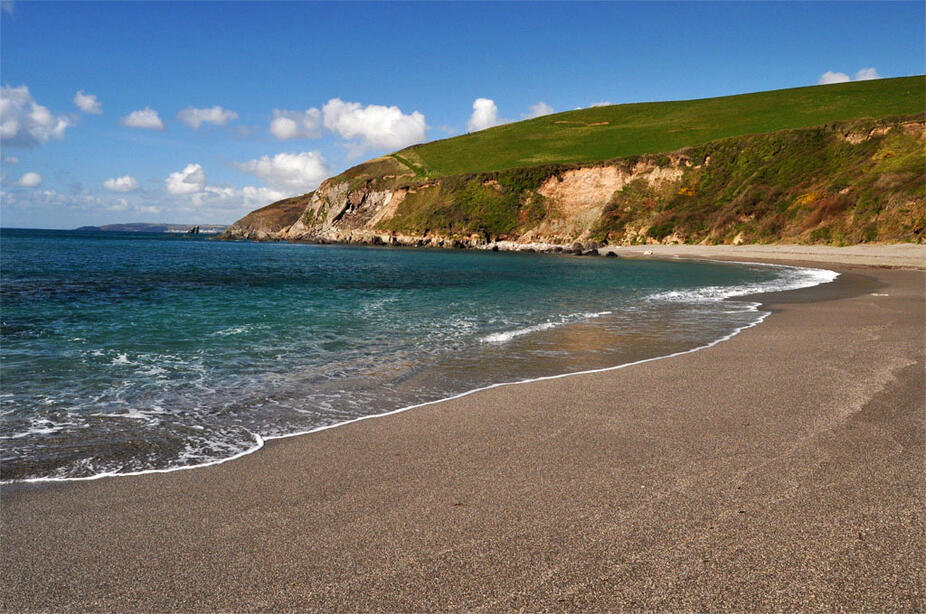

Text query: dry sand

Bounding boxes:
[601,242,926,269]
[2,248,924,612]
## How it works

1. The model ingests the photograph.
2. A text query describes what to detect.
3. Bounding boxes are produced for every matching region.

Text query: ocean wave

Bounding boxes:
[480,311,613,344]
[648,263,838,303]
[210,324,256,337]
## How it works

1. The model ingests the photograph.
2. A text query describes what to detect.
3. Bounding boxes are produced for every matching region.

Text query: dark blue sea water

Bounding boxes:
[0,228,836,482]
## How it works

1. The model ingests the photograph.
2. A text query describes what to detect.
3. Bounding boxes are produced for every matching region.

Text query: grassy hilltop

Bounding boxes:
[227,76,925,246]
[394,76,924,176]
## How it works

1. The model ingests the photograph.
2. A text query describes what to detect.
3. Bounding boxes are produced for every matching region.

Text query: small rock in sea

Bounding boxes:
[643,250,653,255]
[605,251,618,257]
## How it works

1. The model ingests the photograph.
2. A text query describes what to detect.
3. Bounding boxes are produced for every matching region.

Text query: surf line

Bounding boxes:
[6,264,839,485]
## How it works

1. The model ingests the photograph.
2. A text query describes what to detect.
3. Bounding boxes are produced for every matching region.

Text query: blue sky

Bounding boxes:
[1,1,923,229]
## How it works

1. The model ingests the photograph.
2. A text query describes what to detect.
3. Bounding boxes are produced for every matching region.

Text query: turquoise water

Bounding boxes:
[0,229,835,482]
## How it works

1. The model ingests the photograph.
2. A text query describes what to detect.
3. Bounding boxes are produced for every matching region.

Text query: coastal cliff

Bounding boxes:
[222,115,924,250]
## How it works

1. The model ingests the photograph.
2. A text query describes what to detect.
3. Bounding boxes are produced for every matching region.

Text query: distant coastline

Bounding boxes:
[75,222,228,234]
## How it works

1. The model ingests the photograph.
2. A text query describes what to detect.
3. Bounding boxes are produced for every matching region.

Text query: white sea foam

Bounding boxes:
[480,311,613,344]
[210,325,254,337]
[648,262,838,303]
[138,364,168,376]
[481,321,559,344]
[0,416,87,440]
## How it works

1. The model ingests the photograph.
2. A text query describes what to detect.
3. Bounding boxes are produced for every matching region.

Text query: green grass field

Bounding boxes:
[396,76,924,177]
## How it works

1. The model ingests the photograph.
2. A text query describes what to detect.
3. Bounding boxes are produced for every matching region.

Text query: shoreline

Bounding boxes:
[3,256,837,486]
[218,234,926,270]
[2,250,923,611]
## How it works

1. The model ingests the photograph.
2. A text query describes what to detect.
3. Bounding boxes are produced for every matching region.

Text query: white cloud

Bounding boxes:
[818,67,882,85]
[236,151,330,193]
[322,99,426,154]
[107,198,129,212]
[177,105,238,129]
[818,71,851,85]
[0,85,74,146]
[184,184,289,210]
[467,98,502,132]
[165,163,207,195]
[854,67,881,81]
[241,185,287,205]
[589,101,614,108]
[522,101,554,119]
[120,107,165,130]
[73,90,102,114]
[103,175,139,192]
[3,155,18,164]
[270,108,322,140]
[17,171,41,187]
[160,159,313,216]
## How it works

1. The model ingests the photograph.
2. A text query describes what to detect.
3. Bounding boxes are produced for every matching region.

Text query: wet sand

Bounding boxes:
[2,253,924,612]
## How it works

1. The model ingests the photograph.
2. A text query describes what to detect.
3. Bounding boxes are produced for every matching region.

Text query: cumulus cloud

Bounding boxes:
[120,107,165,130]
[236,151,330,193]
[818,71,851,85]
[589,101,614,108]
[467,98,502,132]
[0,85,74,146]
[240,185,287,205]
[165,163,207,195]
[3,155,18,164]
[522,101,554,119]
[854,67,881,81]
[103,175,139,192]
[17,171,41,187]
[159,159,313,217]
[270,108,323,140]
[818,67,882,85]
[183,184,289,210]
[322,99,426,155]
[177,105,238,129]
[73,90,102,114]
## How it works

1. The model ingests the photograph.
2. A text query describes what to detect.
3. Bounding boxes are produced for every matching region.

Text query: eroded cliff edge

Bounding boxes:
[221,116,924,250]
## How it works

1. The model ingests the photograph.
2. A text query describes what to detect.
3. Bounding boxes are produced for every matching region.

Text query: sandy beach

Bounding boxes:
[2,246,923,612]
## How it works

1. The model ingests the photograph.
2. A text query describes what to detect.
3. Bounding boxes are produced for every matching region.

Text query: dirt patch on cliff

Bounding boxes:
[538,164,684,218]
[367,189,407,228]
[538,167,627,217]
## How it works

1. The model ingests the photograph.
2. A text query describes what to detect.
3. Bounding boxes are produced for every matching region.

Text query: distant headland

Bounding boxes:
[76,223,228,234]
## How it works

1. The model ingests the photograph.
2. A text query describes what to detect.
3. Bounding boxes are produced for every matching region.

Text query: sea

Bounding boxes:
[0,228,837,482]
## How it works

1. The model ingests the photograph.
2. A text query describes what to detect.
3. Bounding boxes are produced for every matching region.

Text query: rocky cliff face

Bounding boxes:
[221,116,924,249]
